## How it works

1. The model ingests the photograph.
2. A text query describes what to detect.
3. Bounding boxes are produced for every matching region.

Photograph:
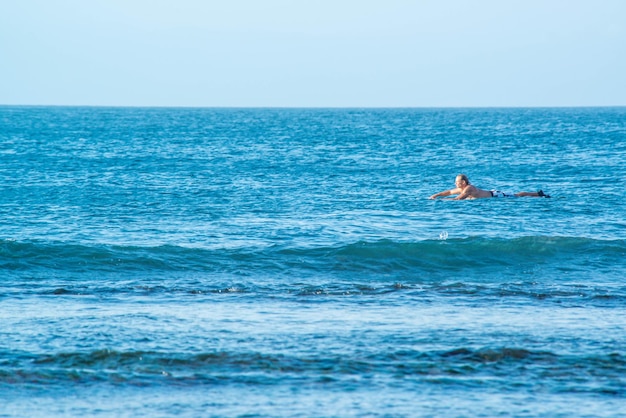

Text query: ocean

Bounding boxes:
[1,106,625,417]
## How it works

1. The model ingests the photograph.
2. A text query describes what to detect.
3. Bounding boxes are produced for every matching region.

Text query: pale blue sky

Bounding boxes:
[1,0,625,107]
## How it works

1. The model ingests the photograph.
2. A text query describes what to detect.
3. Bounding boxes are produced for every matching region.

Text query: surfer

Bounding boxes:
[429,174,550,200]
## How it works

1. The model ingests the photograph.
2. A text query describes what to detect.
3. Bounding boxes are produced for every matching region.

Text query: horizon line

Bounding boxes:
[2,103,625,110]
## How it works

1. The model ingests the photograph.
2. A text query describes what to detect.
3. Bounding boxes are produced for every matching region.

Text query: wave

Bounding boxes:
[2,236,624,275]
[2,237,625,305]
[2,347,624,394]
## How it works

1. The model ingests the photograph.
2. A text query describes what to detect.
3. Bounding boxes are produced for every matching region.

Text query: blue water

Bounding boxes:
[1,106,625,417]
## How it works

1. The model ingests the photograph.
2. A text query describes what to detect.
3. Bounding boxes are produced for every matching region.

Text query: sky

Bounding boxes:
[1,0,625,107]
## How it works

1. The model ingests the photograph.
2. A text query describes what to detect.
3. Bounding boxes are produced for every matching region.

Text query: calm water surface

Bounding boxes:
[1,106,625,417]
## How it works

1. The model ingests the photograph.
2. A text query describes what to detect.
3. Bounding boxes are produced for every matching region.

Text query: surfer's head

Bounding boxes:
[455,174,470,187]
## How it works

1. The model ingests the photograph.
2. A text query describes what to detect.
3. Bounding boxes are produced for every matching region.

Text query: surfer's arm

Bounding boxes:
[454,188,472,200]
[429,188,461,199]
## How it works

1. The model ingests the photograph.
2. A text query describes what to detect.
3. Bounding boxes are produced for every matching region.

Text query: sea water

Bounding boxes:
[1,106,625,417]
